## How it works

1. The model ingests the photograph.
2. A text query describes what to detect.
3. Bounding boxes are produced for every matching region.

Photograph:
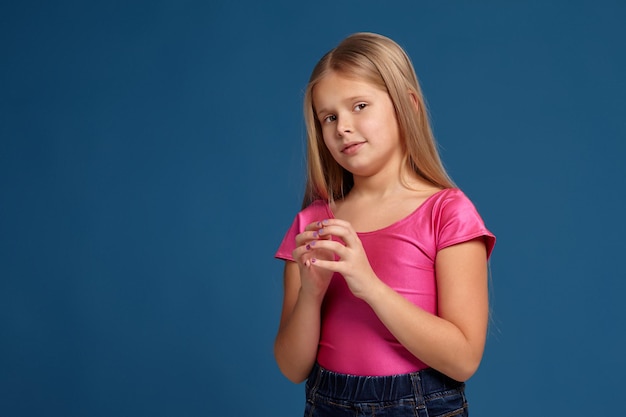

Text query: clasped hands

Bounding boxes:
[291,219,380,300]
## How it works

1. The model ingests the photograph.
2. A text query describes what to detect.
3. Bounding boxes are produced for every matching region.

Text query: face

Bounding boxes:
[312,71,403,179]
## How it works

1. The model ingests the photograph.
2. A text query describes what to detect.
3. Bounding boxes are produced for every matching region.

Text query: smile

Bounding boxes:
[341,142,365,155]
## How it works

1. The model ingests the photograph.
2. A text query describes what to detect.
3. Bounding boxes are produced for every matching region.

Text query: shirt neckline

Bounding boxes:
[323,188,454,235]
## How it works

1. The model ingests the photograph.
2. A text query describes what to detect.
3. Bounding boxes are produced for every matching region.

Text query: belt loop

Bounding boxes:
[410,369,428,417]
[307,362,322,399]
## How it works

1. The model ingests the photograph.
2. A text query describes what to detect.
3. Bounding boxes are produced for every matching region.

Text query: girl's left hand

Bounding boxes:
[307,219,381,299]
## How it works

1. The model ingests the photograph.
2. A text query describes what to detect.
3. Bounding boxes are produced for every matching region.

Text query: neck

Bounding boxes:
[349,164,428,200]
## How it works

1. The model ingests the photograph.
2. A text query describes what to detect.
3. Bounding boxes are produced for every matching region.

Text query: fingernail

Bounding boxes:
[311,258,316,264]
[305,244,311,250]
[322,219,329,225]
[312,231,319,238]
[318,229,324,235]
[310,240,316,246]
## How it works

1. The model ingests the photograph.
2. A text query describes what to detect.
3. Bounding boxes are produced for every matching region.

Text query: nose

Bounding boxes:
[336,114,353,137]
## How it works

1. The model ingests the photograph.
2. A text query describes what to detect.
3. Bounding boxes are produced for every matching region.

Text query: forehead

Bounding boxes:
[312,71,386,107]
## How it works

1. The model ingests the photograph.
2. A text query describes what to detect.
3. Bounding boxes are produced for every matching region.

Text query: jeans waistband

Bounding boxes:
[306,362,464,403]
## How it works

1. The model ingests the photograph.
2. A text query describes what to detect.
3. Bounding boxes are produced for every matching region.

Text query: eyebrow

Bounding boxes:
[315,95,373,117]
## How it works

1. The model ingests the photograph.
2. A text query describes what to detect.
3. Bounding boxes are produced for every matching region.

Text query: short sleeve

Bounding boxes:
[275,200,331,261]
[435,190,495,258]
[274,216,301,261]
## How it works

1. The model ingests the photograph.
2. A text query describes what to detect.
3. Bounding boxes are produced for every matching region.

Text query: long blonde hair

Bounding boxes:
[301,32,455,208]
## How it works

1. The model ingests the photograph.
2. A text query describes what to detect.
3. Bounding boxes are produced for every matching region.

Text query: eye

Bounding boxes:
[354,103,367,112]
[322,114,337,124]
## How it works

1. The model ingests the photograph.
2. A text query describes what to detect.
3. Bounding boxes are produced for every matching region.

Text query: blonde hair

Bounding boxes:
[301,32,455,207]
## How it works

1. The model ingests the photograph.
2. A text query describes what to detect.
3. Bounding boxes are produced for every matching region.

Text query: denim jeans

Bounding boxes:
[304,363,468,417]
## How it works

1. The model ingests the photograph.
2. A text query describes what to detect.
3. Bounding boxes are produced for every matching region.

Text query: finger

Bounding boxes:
[292,245,313,265]
[308,257,344,274]
[295,229,324,246]
[303,219,330,231]
[303,218,352,233]
[316,224,359,247]
[304,239,347,258]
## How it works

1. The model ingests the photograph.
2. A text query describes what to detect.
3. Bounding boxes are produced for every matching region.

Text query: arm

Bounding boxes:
[273,261,323,383]
[363,238,489,381]
[274,222,335,383]
[308,219,489,382]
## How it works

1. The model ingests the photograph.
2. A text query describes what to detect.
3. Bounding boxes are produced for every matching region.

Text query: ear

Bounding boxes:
[408,90,420,112]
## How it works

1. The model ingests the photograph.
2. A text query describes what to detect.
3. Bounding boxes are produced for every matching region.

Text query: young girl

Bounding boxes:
[274,33,495,417]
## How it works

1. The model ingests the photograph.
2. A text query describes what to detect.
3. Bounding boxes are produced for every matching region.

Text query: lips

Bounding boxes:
[341,141,365,155]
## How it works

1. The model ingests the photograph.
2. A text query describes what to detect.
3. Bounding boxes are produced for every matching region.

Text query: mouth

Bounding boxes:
[341,141,365,154]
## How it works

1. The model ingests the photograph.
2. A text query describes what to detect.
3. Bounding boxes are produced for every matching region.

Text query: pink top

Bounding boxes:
[275,188,495,376]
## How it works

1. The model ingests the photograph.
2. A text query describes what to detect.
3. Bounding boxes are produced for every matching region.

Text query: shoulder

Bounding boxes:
[275,200,331,260]
[430,187,470,204]
[429,188,480,217]
[300,199,330,216]
[294,200,331,227]
[429,188,495,257]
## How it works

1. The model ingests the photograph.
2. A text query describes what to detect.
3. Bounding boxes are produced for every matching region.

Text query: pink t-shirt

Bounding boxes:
[275,188,495,376]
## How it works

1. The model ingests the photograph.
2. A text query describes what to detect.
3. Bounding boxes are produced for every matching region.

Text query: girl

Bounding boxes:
[274,33,495,417]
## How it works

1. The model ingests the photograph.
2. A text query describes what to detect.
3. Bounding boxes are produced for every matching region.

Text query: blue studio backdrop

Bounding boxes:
[1,1,625,416]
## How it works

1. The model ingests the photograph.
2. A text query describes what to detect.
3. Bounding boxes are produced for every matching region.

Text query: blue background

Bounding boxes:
[1,1,625,416]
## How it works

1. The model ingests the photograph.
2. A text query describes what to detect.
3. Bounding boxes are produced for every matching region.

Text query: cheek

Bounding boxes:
[368,115,399,142]
[320,136,335,159]
[359,118,386,139]
[321,130,330,147]
[321,129,337,151]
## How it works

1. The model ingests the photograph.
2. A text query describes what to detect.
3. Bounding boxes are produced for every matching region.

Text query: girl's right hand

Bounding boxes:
[292,220,335,299]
